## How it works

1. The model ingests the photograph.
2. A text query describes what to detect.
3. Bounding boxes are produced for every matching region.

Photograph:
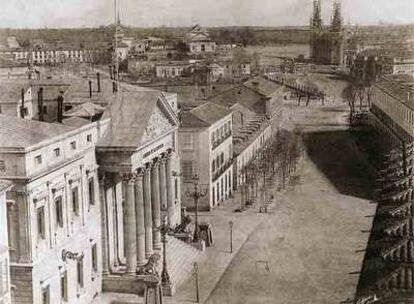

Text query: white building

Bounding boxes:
[180,102,233,211]
[155,61,192,78]
[0,114,110,304]
[185,25,216,54]
[369,74,414,144]
[0,180,13,304]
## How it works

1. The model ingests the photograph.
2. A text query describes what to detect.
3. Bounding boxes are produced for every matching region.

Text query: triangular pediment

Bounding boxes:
[140,100,177,145]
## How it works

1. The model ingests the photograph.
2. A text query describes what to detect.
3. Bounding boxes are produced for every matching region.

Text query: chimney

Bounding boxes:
[89,80,92,98]
[38,87,44,121]
[20,88,25,118]
[97,72,101,92]
[57,92,64,123]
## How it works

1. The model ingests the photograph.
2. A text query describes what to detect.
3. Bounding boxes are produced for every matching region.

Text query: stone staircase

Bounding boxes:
[159,235,206,288]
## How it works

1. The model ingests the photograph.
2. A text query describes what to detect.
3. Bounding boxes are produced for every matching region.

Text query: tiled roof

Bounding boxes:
[244,76,283,97]
[182,102,231,128]
[97,90,164,148]
[376,74,414,109]
[0,114,74,149]
[62,117,91,128]
[180,111,210,128]
[207,85,266,114]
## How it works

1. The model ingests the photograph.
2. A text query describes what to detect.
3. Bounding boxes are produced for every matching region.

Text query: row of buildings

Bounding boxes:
[0,61,285,303]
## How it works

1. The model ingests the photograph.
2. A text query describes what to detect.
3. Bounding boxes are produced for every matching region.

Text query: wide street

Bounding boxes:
[205,75,378,303]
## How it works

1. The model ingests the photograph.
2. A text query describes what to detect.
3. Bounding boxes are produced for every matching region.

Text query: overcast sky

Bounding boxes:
[1,0,413,28]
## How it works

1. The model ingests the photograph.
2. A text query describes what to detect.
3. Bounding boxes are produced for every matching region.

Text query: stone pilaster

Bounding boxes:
[99,173,110,275]
[121,173,137,274]
[143,164,154,258]
[151,159,162,250]
[134,169,146,266]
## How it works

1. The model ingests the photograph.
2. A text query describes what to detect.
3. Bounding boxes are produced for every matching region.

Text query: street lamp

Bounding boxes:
[159,211,172,287]
[185,175,207,242]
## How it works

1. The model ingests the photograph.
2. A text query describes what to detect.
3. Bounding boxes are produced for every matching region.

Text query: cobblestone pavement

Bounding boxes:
[205,76,377,304]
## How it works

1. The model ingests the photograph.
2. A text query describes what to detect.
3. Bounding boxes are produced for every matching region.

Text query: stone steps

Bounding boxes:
[158,236,206,288]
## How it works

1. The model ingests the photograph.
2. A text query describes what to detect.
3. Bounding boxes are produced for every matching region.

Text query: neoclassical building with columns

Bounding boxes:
[96,89,182,292]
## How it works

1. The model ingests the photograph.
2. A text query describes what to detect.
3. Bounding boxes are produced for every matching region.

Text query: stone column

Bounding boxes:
[122,173,137,274]
[143,164,154,258]
[99,173,110,275]
[165,152,174,226]
[151,159,162,250]
[135,169,146,266]
[159,155,168,212]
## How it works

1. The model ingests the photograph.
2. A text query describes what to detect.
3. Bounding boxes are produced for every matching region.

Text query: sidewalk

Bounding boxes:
[165,192,266,304]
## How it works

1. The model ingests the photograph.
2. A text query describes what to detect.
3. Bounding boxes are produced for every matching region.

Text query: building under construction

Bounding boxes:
[310,0,345,65]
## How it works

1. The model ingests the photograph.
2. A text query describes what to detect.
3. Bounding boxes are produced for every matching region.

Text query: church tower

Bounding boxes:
[310,0,323,59]
[331,0,343,32]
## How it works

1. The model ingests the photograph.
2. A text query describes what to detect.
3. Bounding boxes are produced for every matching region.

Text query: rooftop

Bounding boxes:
[0,114,75,149]
[181,102,232,128]
[207,85,266,114]
[376,74,414,109]
[243,76,283,97]
[97,90,166,148]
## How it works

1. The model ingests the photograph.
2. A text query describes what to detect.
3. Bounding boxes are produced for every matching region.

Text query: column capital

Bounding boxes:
[152,157,160,168]
[120,172,137,184]
[98,172,106,185]
[136,168,145,180]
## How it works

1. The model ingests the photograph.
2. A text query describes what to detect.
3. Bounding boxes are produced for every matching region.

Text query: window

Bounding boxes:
[201,44,205,52]
[182,160,194,179]
[182,133,194,150]
[37,206,45,240]
[42,105,47,114]
[0,160,5,172]
[212,160,216,172]
[216,156,220,168]
[0,105,2,113]
[60,271,68,302]
[42,285,50,304]
[54,147,61,157]
[220,153,224,165]
[77,259,84,288]
[70,141,77,150]
[35,155,42,165]
[92,243,98,272]
[88,177,95,206]
[55,196,64,228]
[86,134,92,142]
[72,187,79,216]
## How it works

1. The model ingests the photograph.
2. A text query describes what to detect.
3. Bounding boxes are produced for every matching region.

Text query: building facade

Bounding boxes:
[0,180,13,304]
[369,74,414,145]
[0,114,110,304]
[180,102,233,211]
[185,25,216,54]
[310,0,345,65]
[96,90,182,293]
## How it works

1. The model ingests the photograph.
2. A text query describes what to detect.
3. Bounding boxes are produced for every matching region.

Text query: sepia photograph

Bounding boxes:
[0,0,413,303]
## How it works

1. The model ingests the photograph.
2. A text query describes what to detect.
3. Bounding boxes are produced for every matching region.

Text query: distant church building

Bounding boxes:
[310,0,345,65]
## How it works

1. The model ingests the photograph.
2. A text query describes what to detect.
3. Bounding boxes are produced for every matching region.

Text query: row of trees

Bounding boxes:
[238,129,304,211]
[342,82,373,124]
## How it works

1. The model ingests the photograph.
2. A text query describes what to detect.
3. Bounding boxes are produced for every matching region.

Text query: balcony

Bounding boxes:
[212,158,233,181]
[212,131,232,150]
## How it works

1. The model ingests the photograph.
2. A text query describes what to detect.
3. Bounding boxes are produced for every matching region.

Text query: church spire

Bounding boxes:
[311,0,323,29]
[331,0,342,32]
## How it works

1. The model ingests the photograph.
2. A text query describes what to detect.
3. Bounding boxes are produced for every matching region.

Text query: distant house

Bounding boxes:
[155,61,193,78]
[185,24,216,54]
[210,61,251,81]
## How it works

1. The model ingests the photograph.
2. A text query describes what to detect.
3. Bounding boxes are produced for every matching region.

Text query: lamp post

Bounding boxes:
[160,212,171,287]
[185,175,207,242]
